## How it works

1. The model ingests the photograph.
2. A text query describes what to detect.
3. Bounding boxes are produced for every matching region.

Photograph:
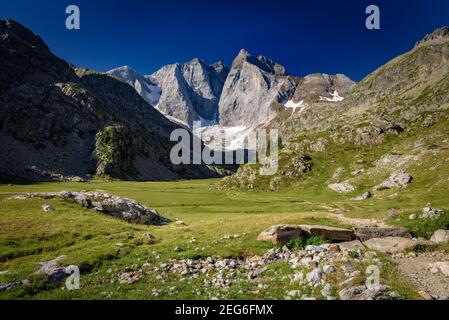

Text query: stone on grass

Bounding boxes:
[430,230,449,244]
[375,171,413,190]
[421,203,445,219]
[328,182,356,194]
[352,192,372,201]
[42,205,55,212]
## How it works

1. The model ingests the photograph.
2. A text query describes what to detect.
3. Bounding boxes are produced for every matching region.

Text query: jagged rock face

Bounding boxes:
[107,66,161,106]
[415,26,449,48]
[0,19,216,182]
[292,73,356,104]
[149,58,229,126]
[219,49,299,128]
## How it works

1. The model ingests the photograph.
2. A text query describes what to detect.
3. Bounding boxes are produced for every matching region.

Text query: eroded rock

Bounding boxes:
[355,227,411,242]
[430,230,449,244]
[328,182,356,194]
[258,224,354,244]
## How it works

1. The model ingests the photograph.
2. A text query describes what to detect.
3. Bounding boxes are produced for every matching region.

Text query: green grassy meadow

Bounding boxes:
[0,177,435,300]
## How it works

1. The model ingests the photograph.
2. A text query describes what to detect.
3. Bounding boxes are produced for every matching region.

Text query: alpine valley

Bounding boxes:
[1,19,449,301]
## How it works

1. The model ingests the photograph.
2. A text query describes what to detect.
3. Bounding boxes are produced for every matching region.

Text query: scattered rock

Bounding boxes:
[174,247,184,252]
[339,285,393,300]
[355,227,411,242]
[409,213,417,220]
[421,203,445,219]
[119,270,143,284]
[430,230,449,244]
[328,182,356,194]
[306,268,323,284]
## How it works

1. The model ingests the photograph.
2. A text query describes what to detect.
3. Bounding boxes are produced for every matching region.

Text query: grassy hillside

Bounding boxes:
[0,179,425,300]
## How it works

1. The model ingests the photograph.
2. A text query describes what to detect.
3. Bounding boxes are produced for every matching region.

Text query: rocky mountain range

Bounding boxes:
[0,19,216,182]
[2,18,448,184]
[110,49,355,135]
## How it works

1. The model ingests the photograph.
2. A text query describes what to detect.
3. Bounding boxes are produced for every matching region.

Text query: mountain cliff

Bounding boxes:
[0,19,216,182]
[148,58,229,127]
[218,49,299,128]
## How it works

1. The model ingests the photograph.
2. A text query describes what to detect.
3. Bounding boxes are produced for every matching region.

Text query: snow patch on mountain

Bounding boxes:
[284,100,305,113]
[194,125,253,151]
[107,66,161,106]
[319,90,344,102]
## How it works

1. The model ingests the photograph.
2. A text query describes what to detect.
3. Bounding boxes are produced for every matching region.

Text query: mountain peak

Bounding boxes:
[415,26,449,47]
[0,18,50,53]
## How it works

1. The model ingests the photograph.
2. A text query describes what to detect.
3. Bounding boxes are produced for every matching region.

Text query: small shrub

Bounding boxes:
[285,235,326,250]
[402,212,449,239]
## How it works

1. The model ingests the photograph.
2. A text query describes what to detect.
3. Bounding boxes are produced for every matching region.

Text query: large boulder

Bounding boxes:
[299,225,354,242]
[258,224,354,244]
[36,256,76,285]
[11,191,169,225]
[363,237,433,254]
[328,182,356,194]
[257,225,307,244]
[375,171,413,190]
[338,240,365,252]
[355,227,411,242]
[339,285,394,300]
[430,230,449,244]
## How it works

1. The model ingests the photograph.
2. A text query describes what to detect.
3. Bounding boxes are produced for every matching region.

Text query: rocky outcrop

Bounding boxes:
[257,224,354,244]
[36,256,77,285]
[291,73,355,104]
[219,49,299,128]
[375,171,413,190]
[11,191,169,225]
[149,58,229,126]
[415,26,449,48]
[328,182,356,194]
[421,203,445,219]
[355,227,411,242]
[363,237,433,254]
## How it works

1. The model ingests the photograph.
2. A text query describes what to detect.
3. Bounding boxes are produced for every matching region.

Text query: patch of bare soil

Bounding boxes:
[392,252,449,300]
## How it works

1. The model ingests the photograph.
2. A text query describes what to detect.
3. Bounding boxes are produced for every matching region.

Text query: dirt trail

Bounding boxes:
[321,206,448,300]
[393,252,449,300]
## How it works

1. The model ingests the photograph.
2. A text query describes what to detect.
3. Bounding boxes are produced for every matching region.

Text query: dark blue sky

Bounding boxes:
[1,0,448,80]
